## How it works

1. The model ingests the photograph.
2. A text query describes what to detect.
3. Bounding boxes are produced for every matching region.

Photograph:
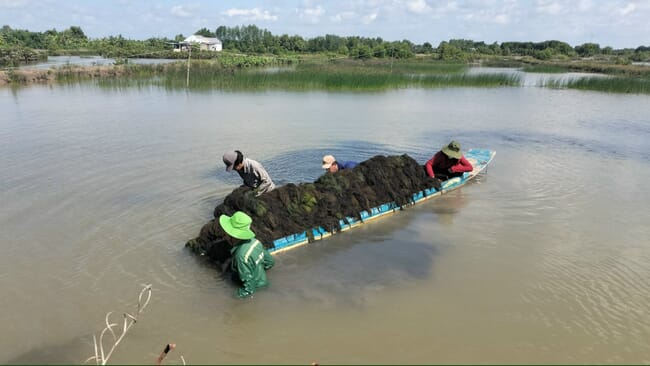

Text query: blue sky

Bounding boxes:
[0,0,648,48]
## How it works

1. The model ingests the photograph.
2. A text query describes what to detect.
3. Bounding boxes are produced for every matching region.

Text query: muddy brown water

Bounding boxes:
[1,78,650,363]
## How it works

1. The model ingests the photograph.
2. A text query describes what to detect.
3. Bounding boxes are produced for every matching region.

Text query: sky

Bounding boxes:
[0,0,648,49]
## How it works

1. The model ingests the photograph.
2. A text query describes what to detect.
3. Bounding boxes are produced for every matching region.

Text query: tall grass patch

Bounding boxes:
[48,56,520,91]
[155,61,518,91]
[544,76,650,94]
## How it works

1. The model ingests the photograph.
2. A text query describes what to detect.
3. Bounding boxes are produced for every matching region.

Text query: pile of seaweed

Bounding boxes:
[186,154,437,263]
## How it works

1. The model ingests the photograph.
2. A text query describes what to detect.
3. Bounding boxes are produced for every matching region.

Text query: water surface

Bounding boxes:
[1,82,649,364]
[14,55,178,70]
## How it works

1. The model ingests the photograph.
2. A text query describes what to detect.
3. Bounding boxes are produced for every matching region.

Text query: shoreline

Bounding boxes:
[0,64,143,86]
[2,58,649,94]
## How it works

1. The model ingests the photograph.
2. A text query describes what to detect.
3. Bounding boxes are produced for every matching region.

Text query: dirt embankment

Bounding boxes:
[0,69,53,86]
[0,65,147,87]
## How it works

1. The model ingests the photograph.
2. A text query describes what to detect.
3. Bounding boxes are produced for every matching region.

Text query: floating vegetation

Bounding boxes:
[545,76,650,94]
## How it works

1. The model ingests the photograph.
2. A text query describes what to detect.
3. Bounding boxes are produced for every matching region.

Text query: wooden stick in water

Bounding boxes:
[156,343,176,365]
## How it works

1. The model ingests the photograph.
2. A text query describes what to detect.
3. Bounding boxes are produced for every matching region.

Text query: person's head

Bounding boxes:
[219,211,255,246]
[322,155,339,173]
[441,140,462,161]
[223,150,244,172]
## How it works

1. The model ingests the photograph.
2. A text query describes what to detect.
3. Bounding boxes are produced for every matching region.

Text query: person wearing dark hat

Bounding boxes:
[322,154,358,173]
[424,140,473,190]
[219,211,275,298]
[222,150,275,196]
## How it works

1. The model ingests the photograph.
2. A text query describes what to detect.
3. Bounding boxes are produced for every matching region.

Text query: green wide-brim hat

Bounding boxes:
[219,211,255,240]
[441,140,462,159]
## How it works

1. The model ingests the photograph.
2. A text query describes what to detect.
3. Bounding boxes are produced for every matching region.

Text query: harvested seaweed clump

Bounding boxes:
[186,154,437,263]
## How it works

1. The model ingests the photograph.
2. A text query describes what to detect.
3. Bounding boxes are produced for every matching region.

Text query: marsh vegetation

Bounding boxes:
[545,75,650,94]
[2,24,649,94]
[85,58,520,91]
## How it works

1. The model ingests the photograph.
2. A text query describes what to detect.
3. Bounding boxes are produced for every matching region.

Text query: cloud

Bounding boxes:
[0,0,29,8]
[461,1,515,26]
[577,0,592,12]
[298,5,325,23]
[535,0,562,15]
[429,1,458,18]
[361,12,377,24]
[222,7,278,21]
[170,4,198,18]
[330,10,356,23]
[493,13,509,24]
[406,0,431,14]
[618,2,635,16]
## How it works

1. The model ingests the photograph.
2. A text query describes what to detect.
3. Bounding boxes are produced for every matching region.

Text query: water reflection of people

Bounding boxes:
[434,191,468,225]
[424,140,473,190]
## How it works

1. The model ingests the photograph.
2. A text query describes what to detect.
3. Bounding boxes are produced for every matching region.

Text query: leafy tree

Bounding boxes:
[350,44,372,59]
[67,26,87,40]
[575,43,600,57]
[195,27,215,37]
[373,44,386,58]
[437,42,466,61]
[533,48,554,60]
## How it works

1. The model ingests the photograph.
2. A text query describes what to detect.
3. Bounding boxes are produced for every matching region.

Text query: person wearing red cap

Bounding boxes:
[222,150,275,196]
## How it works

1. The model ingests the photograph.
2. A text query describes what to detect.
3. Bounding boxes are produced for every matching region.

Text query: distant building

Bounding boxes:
[175,35,222,52]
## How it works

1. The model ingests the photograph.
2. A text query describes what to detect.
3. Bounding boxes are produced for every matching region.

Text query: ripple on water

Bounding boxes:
[521,246,650,348]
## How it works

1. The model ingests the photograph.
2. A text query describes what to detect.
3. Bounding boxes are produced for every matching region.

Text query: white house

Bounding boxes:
[181,35,223,52]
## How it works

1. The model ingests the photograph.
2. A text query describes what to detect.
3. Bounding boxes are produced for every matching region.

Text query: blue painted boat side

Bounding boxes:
[272,231,309,252]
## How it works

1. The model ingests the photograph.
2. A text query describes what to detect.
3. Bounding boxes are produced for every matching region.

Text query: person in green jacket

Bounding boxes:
[219,211,275,298]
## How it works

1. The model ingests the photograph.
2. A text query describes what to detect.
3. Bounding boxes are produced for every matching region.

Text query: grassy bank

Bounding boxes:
[545,76,650,94]
[478,55,650,79]
[0,47,47,67]
[0,53,297,85]
[515,59,650,78]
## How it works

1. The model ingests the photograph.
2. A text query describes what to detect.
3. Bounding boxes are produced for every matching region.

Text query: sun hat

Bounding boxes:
[222,150,238,172]
[322,155,336,169]
[219,211,255,240]
[441,140,462,159]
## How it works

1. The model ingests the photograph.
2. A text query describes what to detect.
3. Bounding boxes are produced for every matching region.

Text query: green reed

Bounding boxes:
[545,76,650,94]
[326,59,468,74]
[54,56,519,91]
[149,61,517,91]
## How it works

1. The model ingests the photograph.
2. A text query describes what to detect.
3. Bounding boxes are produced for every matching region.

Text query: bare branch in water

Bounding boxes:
[85,284,152,365]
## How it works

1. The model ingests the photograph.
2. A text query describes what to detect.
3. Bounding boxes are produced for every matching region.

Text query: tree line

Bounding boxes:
[2,24,649,63]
